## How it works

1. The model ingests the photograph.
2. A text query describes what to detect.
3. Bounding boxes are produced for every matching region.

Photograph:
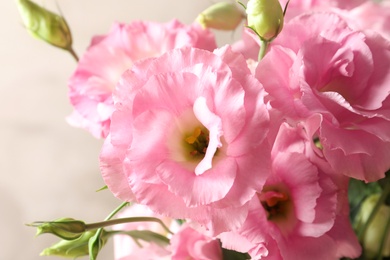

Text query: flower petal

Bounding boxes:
[193,96,223,175]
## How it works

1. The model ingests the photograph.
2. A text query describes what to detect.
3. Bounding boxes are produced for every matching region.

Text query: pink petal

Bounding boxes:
[100,135,136,202]
[193,97,223,175]
[272,152,321,223]
[157,157,237,206]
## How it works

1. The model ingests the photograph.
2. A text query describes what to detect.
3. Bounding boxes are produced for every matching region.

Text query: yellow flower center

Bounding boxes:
[258,189,291,221]
[184,127,209,158]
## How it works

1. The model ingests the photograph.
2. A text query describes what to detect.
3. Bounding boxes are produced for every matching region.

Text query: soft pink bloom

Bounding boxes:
[68,20,217,138]
[342,1,390,40]
[220,122,361,260]
[234,0,389,61]
[279,0,390,38]
[279,0,366,19]
[112,204,179,260]
[170,225,222,260]
[256,12,390,182]
[100,46,271,234]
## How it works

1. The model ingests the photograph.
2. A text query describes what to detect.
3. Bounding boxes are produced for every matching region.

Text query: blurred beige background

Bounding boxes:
[0,0,241,259]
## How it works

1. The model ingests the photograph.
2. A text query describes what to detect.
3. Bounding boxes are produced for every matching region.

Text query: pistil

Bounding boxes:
[185,127,209,157]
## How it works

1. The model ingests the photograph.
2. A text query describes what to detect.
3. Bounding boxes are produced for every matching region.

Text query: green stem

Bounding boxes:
[107,230,170,245]
[358,181,390,241]
[88,202,129,260]
[105,202,129,221]
[67,47,79,62]
[258,40,268,61]
[85,217,173,235]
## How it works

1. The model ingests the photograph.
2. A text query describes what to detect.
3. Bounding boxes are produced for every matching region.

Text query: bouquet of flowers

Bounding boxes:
[16,0,390,259]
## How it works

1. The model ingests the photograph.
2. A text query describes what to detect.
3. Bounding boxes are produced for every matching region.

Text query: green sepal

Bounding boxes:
[40,230,97,258]
[88,229,107,260]
[95,185,108,192]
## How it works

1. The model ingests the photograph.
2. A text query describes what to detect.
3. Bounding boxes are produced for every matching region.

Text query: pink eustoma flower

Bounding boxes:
[256,12,390,182]
[343,1,390,40]
[278,0,366,19]
[100,46,271,234]
[278,0,390,39]
[170,225,222,260]
[234,0,389,61]
[68,20,217,138]
[220,122,361,260]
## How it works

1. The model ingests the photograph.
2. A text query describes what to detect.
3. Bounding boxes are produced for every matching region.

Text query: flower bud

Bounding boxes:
[356,194,390,258]
[40,230,106,258]
[15,0,73,49]
[246,0,284,41]
[88,230,107,260]
[29,218,86,240]
[196,2,244,31]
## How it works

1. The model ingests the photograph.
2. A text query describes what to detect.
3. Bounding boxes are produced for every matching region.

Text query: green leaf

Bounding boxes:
[348,178,382,222]
[175,219,186,225]
[222,247,251,260]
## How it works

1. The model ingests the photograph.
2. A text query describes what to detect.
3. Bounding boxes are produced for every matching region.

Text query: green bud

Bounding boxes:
[40,231,104,258]
[246,0,284,41]
[88,229,108,260]
[356,194,390,258]
[15,0,73,50]
[196,2,244,31]
[28,218,86,240]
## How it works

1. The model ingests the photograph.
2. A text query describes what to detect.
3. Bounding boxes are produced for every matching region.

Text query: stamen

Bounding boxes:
[184,127,209,157]
[258,190,290,220]
[185,136,197,144]
[185,127,202,144]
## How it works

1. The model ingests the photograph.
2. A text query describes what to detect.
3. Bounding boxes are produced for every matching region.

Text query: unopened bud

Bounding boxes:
[196,2,244,31]
[15,0,73,49]
[246,0,284,41]
[356,194,390,258]
[28,218,86,240]
[40,230,105,258]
